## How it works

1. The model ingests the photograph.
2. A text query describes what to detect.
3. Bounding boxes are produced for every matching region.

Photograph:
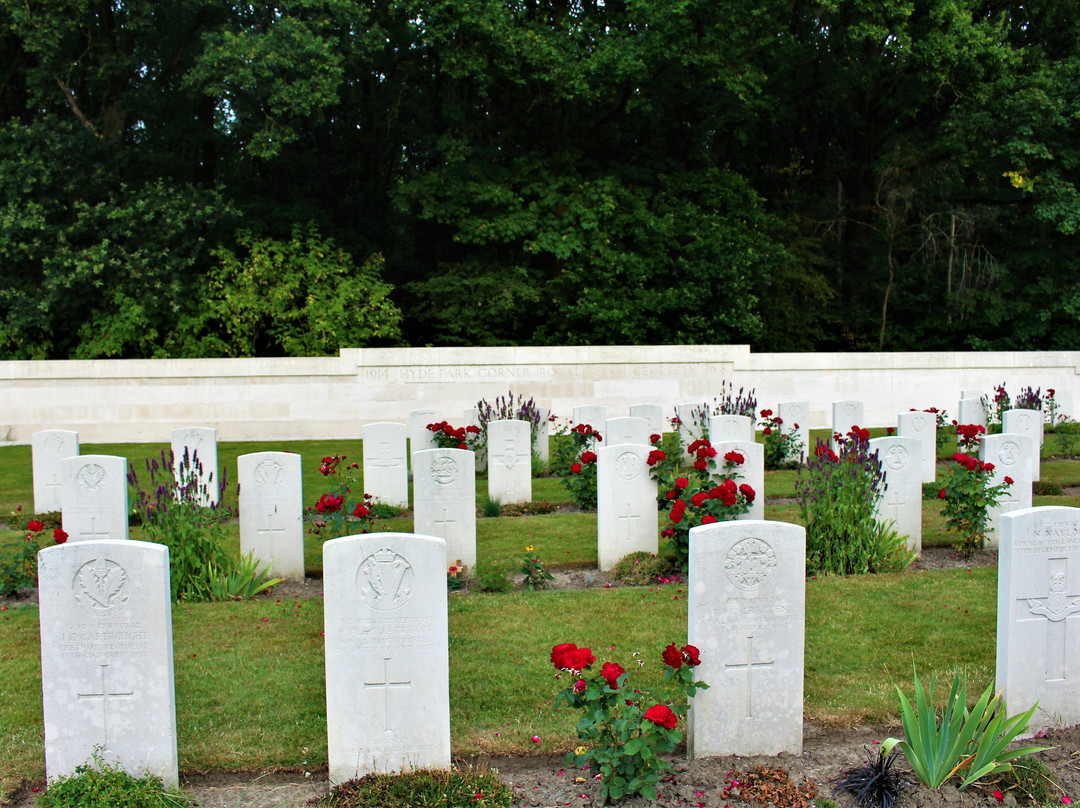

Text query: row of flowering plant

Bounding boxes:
[648,439,754,567]
[796,427,912,575]
[562,449,598,509]
[0,518,68,597]
[938,425,1013,555]
[426,420,482,451]
[552,641,708,802]
[305,454,377,539]
[758,408,803,470]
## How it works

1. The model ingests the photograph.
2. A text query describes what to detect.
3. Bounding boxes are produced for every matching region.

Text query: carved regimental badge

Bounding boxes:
[77,463,107,490]
[725,538,777,592]
[357,548,413,611]
[73,559,129,616]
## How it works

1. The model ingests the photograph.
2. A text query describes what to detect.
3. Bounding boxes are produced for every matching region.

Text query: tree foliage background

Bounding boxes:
[1,0,1078,357]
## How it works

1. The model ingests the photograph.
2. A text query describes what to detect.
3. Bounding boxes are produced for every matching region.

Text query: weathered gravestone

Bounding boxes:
[604,416,650,448]
[413,448,477,567]
[597,444,658,571]
[629,403,666,437]
[323,532,450,783]
[980,433,1034,547]
[868,436,923,554]
[33,429,79,513]
[408,409,442,474]
[831,401,864,446]
[777,402,809,463]
[997,507,1080,734]
[38,539,177,787]
[958,398,987,429]
[898,411,937,484]
[61,455,129,541]
[238,451,304,581]
[1003,410,1042,481]
[486,420,532,505]
[572,405,607,442]
[708,414,752,444]
[170,427,219,506]
[363,422,409,507]
[711,440,765,520]
[687,520,805,757]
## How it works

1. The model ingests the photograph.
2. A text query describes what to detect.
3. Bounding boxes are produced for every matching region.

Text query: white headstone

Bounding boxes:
[831,401,865,446]
[958,398,987,429]
[961,389,983,402]
[413,449,477,567]
[61,455,129,542]
[980,434,1034,547]
[709,414,753,444]
[869,436,923,554]
[323,532,450,783]
[170,427,219,506]
[777,402,809,463]
[597,444,658,571]
[363,422,410,507]
[688,520,805,757]
[408,409,443,474]
[534,407,551,466]
[712,441,765,520]
[464,408,487,473]
[1003,410,1042,481]
[32,430,80,513]
[572,405,607,442]
[898,411,937,484]
[629,404,666,437]
[604,416,650,448]
[238,452,304,581]
[997,506,1080,734]
[38,540,177,787]
[486,420,532,505]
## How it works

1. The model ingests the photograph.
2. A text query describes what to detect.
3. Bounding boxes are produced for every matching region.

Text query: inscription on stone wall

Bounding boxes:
[363,362,726,384]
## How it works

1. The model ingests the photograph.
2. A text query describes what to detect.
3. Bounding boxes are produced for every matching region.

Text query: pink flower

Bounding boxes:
[992,791,1004,804]
[1062,798,1072,806]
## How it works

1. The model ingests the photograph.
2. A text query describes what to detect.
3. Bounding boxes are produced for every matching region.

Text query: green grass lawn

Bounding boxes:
[0,438,1074,801]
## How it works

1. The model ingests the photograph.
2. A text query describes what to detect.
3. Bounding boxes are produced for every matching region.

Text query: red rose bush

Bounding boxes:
[305,454,379,539]
[553,640,707,802]
[938,426,1014,555]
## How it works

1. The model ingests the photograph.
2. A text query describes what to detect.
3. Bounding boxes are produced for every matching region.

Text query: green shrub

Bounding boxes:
[1032,480,1064,496]
[37,752,195,808]
[473,561,514,593]
[609,552,678,586]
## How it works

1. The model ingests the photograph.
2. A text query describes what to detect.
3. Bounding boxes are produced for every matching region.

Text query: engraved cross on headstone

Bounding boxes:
[434,503,456,532]
[617,501,641,543]
[725,635,774,718]
[364,656,412,732]
[498,436,530,471]
[1020,558,1080,681]
[372,441,404,469]
[79,515,110,541]
[78,663,134,747]
[257,507,286,540]
[885,485,906,510]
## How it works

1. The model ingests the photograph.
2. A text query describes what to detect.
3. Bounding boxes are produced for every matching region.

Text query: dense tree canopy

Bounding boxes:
[1,0,1077,357]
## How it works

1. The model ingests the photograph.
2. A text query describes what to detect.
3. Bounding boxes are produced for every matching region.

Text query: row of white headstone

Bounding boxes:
[38,505,1078,788]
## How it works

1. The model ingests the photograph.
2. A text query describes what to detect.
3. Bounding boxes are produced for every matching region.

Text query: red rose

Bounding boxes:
[649,433,661,445]
[466,425,481,434]
[763,427,772,436]
[665,489,678,500]
[681,644,701,666]
[675,477,689,489]
[551,643,576,668]
[457,442,468,450]
[691,491,708,507]
[1004,476,1015,485]
[693,459,708,471]
[53,528,68,544]
[669,509,683,524]
[739,483,756,503]
[581,451,597,464]
[760,409,773,418]
[27,520,44,533]
[643,704,678,729]
[571,462,583,473]
[661,528,675,538]
[662,643,683,668]
[601,662,625,690]
[647,449,666,466]
[938,488,947,499]
[352,504,369,518]
[574,679,587,693]
[701,514,718,524]
[551,643,596,672]
[887,427,896,435]
[724,450,744,465]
